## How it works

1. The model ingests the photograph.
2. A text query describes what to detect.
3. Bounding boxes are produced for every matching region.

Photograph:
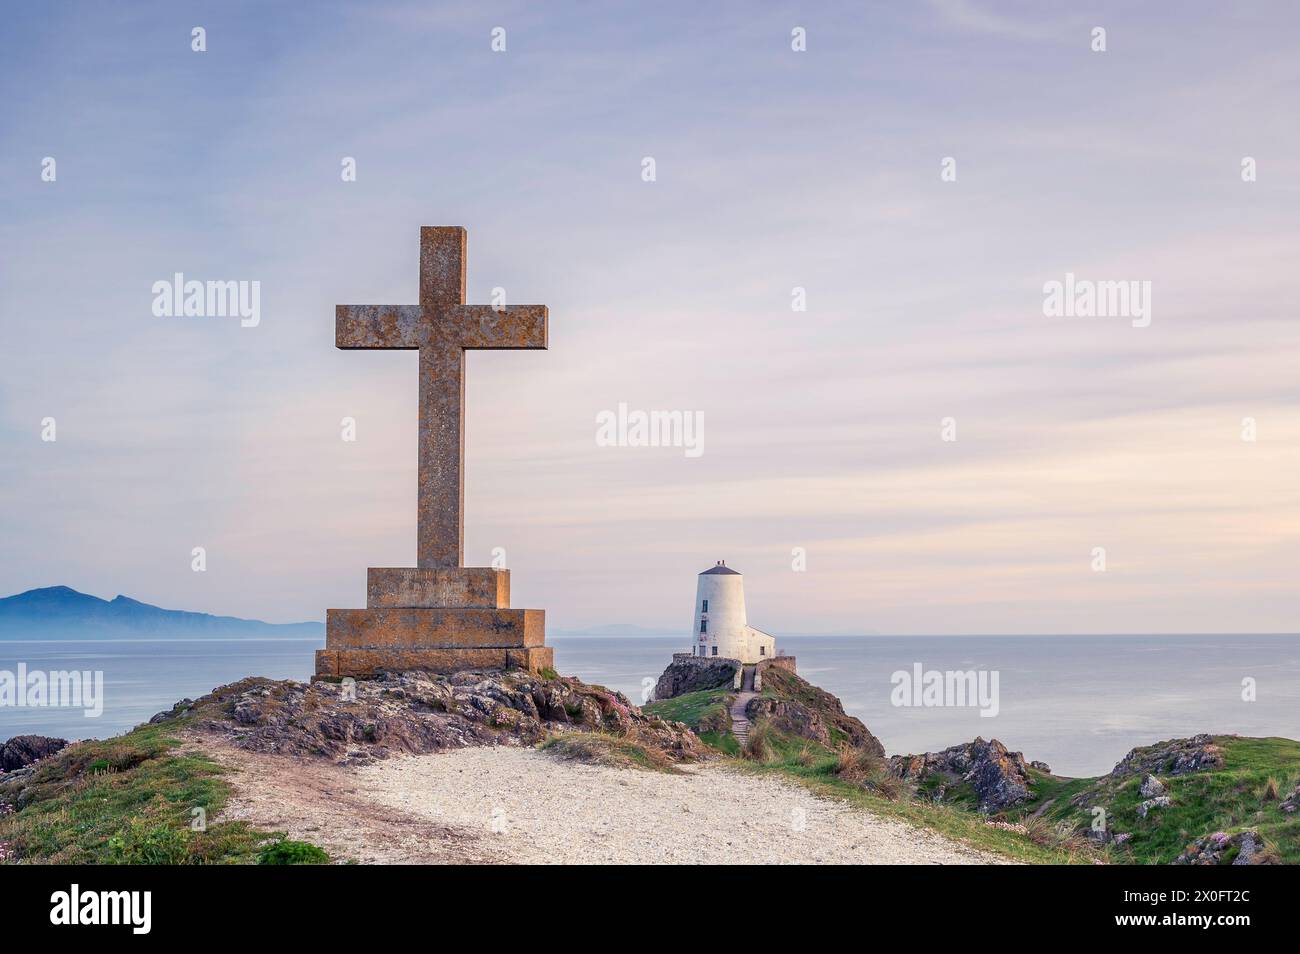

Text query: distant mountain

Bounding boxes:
[0,586,323,640]
[552,623,679,637]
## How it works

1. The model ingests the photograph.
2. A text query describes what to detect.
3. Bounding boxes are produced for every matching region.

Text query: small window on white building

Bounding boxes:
[711,646,718,656]
[702,599,708,612]
[760,645,766,656]
[700,619,707,633]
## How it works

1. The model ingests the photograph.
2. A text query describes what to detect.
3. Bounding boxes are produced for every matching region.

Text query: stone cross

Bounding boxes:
[336,227,547,569]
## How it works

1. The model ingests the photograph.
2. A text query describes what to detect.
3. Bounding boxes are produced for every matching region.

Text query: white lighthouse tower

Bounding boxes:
[692,561,776,663]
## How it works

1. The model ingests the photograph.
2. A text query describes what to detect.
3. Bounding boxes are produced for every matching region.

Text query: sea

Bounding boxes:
[2,634,1297,777]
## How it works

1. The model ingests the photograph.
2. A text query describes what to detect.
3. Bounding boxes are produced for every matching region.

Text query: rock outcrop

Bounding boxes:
[889,737,1039,812]
[1175,830,1270,865]
[1139,774,1166,798]
[746,667,885,756]
[150,699,195,724]
[170,670,707,765]
[652,657,738,700]
[0,735,68,773]
[1281,784,1300,814]
[1110,734,1224,779]
[1137,795,1172,818]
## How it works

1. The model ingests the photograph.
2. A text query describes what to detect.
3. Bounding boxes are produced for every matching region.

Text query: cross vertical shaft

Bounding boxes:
[418,342,465,568]
[417,227,467,569]
[333,226,548,570]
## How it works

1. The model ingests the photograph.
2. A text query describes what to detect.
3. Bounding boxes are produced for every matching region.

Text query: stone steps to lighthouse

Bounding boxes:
[730,689,757,747]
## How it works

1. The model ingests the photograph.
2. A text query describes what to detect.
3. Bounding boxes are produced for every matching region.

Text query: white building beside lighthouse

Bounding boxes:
[692,561,776,663]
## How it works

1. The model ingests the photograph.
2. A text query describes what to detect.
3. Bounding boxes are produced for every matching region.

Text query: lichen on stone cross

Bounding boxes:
[335,227,548,569]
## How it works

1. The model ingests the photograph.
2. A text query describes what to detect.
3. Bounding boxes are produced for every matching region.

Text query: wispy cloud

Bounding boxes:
[1,1,1298,634]
[925,0,1071,41]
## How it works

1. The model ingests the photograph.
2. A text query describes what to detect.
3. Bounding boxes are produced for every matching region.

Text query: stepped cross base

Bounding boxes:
[314,568,552,679]
[323,228,553,680]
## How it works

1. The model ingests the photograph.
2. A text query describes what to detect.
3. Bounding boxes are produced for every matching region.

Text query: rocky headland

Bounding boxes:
[153,669,705,766]
[2,660,1296,865]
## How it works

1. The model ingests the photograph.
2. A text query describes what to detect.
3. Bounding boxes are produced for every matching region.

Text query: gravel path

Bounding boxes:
[355,747,1007,864]
[201,740,498,864]
[207,739,1007,864]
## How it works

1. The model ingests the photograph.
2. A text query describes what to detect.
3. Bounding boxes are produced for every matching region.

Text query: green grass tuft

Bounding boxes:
[0,718,324,865]
[699,731,741,755]
[258,838,331,865]
[644,688,731,729]
[644,688,739,755]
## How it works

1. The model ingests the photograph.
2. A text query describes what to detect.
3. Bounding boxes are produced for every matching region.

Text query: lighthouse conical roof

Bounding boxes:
[700,562,741,576]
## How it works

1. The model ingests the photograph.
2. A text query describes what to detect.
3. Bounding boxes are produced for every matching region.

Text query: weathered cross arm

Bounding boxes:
[336,305,424,349]
[337,304,547,351]
[450,305,548,349]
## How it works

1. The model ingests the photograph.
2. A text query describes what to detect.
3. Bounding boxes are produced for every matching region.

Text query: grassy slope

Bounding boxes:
[0,717,325,864]
[644,688,740,755]
[1004,736,1300,864]
[755,668,853,746]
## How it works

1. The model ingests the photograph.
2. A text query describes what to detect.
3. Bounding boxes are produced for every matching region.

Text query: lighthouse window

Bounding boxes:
[702,599,708,612]
[700,619,707,633]
[711,646,718,656]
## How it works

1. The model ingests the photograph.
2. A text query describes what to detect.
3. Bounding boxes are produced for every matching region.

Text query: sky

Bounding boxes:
[1,1,1299,635]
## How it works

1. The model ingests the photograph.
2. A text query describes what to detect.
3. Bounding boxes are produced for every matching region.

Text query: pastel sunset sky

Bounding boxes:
[2,1,1299,634]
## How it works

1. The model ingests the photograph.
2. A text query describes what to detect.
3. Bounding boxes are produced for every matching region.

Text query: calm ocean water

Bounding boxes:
[3,634,1298,776]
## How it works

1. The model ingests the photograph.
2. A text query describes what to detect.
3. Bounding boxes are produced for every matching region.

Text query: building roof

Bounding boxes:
[700,562,741,576]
